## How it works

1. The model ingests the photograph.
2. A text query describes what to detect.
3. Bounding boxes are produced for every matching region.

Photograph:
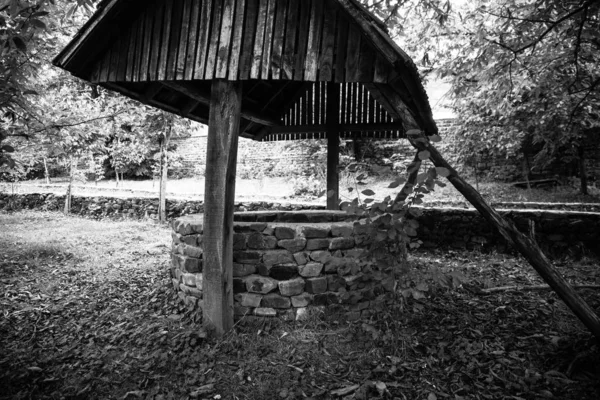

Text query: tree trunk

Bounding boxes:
[64,156,74,215]
[43,156,50,184]
[408,135,600,343]
[578,144,588,195]
[203,80,242,337]
[115,167,120,187]
[159,119,173,223]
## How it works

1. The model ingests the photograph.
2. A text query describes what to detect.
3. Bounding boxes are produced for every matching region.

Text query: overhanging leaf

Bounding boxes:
[418,151,431,161]
[435,167,450,177]
[361,189,375,196]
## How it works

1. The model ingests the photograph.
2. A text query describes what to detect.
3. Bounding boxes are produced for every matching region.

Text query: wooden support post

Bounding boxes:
[408,134,600,343]
[203,79,242,336]
[326,82,340,210]
[395,150,421,203]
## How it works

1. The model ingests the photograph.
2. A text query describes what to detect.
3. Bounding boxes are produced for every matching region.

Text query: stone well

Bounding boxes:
[169,211,396,321]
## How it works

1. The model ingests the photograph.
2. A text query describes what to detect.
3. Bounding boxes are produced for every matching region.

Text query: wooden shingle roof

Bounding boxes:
[54,0,438,141]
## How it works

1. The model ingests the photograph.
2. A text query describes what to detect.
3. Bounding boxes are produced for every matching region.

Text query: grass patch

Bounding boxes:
[1,211,599,399]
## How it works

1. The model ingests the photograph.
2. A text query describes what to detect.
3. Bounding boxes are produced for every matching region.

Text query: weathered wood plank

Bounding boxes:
[203,79,242,337]
[293,0,311,81]
[357,39,375,82]
[216,0,236,78]
[125,23,138,82]
[239,0,258,79]
[183,0,201,80]
[98,50,110,82]
[194,0,213,79]
[345,27,361,82]
[281,0,298,79]
[166,0,184,80]
[176,0,193,80]
[227,0,246,80]
[158,0,173,80]
[318,1,337,81]
[205,0,224,79]
[116,35,129,81]
[304,0,323,81]
[133,15,145,82]
[373,54,389,83]
[250,0,268,79]
[260,0,277,79]
[149,1,164,81]
[270,0,288,80]
[140,8,154,81]
[334,16,348,82]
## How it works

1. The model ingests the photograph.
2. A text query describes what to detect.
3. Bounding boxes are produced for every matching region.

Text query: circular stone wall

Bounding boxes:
[170,211,396,321]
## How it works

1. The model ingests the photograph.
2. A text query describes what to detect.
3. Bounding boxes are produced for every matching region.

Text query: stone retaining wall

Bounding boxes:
[2,192,599,257]
[170,212,394,321]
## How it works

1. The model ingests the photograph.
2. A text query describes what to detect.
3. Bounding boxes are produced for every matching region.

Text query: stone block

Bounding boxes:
[313,292,340,306]
[270,264,298,280]
[254,307,277,317]
[331,223,354,237]
[182,244,203,259]
[278,238,307,253]
[299,226,330,238]
[291,293,312,308]
[306,277,328,294]
[263,227,275,236]
[246,275,278,294]
[353,222,370,235]
[195,275,203,291]
[233,263,256,277]
[182,273,197,287]
[233,233,247,250]
[329,237,356,251]
[278,278,306,296]
[306,239,330,251]
[344,248,367,259]
[247,232,267,249]
[181,256,201,273]
[263,250,294,267]
[234,306,251,317]
[310,250,332,263]
[293,252,309,265]
[235,293,263,308]
[275,226,296,239]
[234,251,262,264]
[172,232,183,244]
[299,262,323,277]
[262,293,292,309]
[182,234,200,246]
[233,278,247,293]
[327,275,347,292]
[264,236,278,249]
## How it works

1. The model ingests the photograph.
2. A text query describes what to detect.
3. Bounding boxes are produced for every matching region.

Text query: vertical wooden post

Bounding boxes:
[326,82,340,210]
[203,79,242,336]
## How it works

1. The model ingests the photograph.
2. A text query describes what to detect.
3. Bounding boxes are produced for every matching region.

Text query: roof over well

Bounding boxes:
[54,0,438,141]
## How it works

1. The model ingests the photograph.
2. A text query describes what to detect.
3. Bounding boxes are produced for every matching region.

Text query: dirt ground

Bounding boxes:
[1,211,599,399]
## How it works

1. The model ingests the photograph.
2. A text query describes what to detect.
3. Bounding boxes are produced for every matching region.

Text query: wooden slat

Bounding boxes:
[345,26,361,82]
[227,0,246,80]
[373,54,389,83]
[318,1,337,81]
[304,0,323,81]
[281,0,298,79]
[125,23,137,81]
[133,15,145,82]
[183,0,201,80]
[158,0,173,80]
[166,0,184,80]
[305,83,313,124]
[205,0,224,79]
[361,84,368,124]
[270,0,287,79]
[334,15,348,83]
[357,38,375,82]
[194,0,213,79]
[149,1,164,81]
[260,0,277,79]
[116,35,129,81]
[140,8,154,81]
[293,0,311,81]
[250,0,268,79]
[176,0,193,80]
[216,0,236,78]
[239,0,259,79]
[339,82,346,124]
[98,51,110,82]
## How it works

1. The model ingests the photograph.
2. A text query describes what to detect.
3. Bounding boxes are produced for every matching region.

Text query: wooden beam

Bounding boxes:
[408,133,600,344]
[203,79,242,337]
[327,82,340,210]
[269,122,405,134]
[162,81,280,126]
[364,83,417,132]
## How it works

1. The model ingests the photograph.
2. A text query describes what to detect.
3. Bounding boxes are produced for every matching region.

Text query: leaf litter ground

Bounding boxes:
[1,211,599,400]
